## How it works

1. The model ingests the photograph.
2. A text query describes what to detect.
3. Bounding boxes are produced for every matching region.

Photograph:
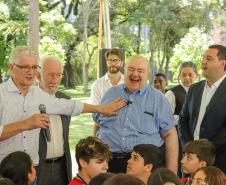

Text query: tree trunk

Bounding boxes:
[82,0,92,92]
[63,43,76,88]
[28,0,39,55]
[0,69,2,83]
[136,22,141,54]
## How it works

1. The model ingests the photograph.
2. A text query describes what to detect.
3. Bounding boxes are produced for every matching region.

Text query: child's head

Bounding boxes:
[0,151,36,185]
[76,136,111,178]
[181,139,215,176]
[0,177,15,185]
[192,166,226,185]
[89,172,115,185]
[147,167,181,185]
[103,174,145,185]
[127,144,163,180]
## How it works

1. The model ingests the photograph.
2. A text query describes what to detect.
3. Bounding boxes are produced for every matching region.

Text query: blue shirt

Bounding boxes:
[93,84,174,152]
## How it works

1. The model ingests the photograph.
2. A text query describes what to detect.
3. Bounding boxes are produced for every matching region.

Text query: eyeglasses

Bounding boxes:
[14,63,41,72]
[191,178,209,185]
[107,59,121,64]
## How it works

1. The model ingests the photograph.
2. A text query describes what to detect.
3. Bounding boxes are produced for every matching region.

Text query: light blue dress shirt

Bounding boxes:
[93,84,174,152]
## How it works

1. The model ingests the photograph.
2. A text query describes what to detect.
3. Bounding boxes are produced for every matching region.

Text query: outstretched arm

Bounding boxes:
[82,99,127,116]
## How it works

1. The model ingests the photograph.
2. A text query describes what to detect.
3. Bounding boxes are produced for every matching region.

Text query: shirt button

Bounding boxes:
[126,118,129,120]
[23,136,26,138]
[122,137,125,140]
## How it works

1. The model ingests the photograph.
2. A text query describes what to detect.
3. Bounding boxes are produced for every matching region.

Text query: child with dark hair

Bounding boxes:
[148,167,181,185]
[89,172,115,185]
[0,177,15,185]
[103,174,145,185]
[126,144,164,184]
[181,139,215,184]
[68,136,111,185]
[0,151,36,185]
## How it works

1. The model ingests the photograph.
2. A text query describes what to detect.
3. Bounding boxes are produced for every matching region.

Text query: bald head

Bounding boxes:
[39,56,63,94]
[124,56,150,92]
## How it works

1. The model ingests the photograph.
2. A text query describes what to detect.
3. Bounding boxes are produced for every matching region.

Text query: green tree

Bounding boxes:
[0,0,28,82]
[170,27,211,81]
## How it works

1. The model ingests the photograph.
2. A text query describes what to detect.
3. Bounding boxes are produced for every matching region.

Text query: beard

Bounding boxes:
[108,66,121,73]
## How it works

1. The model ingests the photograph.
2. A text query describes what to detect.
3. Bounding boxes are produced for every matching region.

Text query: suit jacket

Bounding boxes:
[178,78,226,172]
[38,91,72,182]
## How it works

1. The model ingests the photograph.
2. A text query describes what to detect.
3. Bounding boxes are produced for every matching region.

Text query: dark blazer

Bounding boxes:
[38,91,72,183]
[178,78,226,173]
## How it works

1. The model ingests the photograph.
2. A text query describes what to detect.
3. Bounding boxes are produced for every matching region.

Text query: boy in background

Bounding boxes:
[126,144,164,184]
[181,139,215,184]
[68,136,111,185]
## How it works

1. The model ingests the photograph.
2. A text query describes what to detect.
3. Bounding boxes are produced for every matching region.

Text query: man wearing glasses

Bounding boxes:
[0,46,127,172]
[91,49,124,135]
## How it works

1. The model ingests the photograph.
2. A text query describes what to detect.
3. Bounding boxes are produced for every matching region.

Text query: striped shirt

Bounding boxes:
[93,84,174,152]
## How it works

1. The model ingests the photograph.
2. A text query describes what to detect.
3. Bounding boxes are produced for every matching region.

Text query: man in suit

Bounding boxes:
[37,56,72,185]
[178,44,226,174]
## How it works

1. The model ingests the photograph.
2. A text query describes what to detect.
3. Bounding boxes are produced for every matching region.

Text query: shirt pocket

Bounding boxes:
[137,111,159,135]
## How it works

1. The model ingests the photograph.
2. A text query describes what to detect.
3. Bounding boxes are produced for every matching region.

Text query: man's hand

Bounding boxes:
[23,114,50,130]
[0,114,50,141]
[82,99,127,116]
[99,99,127,116]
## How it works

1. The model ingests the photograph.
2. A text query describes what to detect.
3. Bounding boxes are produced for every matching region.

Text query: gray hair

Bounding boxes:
[179,61,197,74]
[39,56,63,73]
[9,46,38,64]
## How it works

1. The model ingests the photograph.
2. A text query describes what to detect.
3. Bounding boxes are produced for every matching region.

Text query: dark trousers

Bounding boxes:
[108,152,131,173]
[38,157,68,185]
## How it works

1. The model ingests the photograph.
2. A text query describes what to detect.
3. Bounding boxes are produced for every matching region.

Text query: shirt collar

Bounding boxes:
[205,73,226,89]
[123,84,149,95]
[6,77,20,92]
[104,72,124,83]
[180,82,189,92]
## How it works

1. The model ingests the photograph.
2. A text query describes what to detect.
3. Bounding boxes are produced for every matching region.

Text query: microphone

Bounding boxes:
[127,100,133,105]
[39,104,51,142]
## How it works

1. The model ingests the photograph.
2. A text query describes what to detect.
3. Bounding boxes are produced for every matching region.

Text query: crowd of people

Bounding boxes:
[1,44,226,185]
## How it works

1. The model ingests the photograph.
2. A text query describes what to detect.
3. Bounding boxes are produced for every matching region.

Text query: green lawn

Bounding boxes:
[59,85,94,150]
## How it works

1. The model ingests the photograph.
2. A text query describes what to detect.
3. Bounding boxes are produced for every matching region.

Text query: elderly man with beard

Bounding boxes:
[93,56,178,174]
[91,49,124,135]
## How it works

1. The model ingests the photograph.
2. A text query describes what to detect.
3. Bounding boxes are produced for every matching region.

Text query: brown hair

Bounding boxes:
[195,166,226,185]
[184,139,215,166]
[75,136,111,171]
[103,174,145,185]
[105,49,124,61]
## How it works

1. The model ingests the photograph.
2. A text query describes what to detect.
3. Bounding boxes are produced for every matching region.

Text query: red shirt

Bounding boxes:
[68,177,85,185]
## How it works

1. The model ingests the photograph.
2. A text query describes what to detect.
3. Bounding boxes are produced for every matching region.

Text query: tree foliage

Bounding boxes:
[0,0,225,86]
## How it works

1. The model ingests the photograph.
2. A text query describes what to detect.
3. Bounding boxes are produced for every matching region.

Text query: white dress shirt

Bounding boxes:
[90,73,124,104]
[165,83,189,113]
[165,83,188,125]
[194,74,226,140]
[46,114,64,159]
[0,78,84,165]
